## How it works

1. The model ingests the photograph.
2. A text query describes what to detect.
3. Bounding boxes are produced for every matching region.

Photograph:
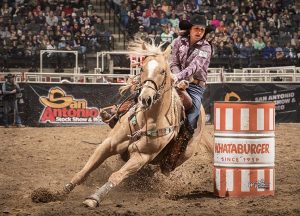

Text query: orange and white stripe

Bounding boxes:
[214,167,275,197]
[214,102,275,133]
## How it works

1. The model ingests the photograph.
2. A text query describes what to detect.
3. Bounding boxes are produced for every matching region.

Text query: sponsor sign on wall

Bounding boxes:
[39,87,102,124]
[1,83,299,126]
[21,83,124,126]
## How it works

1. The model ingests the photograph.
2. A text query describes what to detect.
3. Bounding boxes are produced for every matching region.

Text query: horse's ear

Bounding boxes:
[163,45,172,59]
[142,42,147,50]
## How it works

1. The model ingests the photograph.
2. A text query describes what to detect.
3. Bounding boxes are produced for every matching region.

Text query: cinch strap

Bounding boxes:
[128,125,177,141]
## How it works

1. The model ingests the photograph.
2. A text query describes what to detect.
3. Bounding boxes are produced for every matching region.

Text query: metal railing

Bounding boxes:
[40,50,79,74]
[1,67,299,84]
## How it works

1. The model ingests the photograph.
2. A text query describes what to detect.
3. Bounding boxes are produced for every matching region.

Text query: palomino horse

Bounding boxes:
[64,40,212,207]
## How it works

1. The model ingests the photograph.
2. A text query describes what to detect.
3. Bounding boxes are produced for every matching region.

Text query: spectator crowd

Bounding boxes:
[0,0,299,70]
[0,0,112,71]
[112,0,300,68]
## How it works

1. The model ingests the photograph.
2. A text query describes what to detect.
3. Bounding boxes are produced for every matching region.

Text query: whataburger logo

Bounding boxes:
[39,87,101,123]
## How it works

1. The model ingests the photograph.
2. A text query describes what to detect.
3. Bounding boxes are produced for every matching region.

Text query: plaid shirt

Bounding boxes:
[170,36,212,82]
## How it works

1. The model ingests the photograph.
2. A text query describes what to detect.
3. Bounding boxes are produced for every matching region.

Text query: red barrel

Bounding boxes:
[214,102,275,197]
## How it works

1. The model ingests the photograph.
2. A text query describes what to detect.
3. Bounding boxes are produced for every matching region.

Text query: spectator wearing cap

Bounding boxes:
[283,42,296,59]
[2,73,24,128]
[275,46,285,60]
[134,25,148,41]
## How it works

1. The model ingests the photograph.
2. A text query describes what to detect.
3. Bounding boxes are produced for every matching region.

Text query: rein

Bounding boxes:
[141,68,169,106]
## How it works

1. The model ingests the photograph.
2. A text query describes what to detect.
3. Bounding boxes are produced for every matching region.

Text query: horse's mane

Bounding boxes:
[128,39,166,56]
[119,39,167,95]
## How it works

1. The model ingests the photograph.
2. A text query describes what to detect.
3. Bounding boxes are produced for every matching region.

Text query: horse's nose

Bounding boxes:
[141,96,152,107]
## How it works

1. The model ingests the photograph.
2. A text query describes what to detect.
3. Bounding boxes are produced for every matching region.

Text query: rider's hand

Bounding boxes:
[177,80,189,90]
[170,73,178,84]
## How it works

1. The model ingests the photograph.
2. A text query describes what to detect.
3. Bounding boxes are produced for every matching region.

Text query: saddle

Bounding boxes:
[176,88,193,111]
[100,89,192,126]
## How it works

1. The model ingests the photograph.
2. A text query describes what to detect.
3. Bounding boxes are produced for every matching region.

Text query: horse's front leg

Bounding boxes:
[83,146,153,207]
[64,132,130,193]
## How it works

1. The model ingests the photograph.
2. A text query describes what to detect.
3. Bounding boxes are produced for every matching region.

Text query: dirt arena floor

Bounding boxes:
[0,124,299,216]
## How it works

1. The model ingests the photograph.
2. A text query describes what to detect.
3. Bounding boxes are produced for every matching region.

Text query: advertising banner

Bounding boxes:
[1,83,299,126]
[205,83,300,123]
[21,83,125,126]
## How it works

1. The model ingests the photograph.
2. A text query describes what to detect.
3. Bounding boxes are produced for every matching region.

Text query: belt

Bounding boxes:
[191,79,206,88]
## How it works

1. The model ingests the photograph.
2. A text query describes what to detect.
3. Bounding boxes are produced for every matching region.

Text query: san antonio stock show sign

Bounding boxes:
[39,87,102,124]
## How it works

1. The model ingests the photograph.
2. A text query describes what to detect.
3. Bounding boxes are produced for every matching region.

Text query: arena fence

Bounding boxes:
[0,51,300,126]
[0,68,299,84]
[0,82,299,126]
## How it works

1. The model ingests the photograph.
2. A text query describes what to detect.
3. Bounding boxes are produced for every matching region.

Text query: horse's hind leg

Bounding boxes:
[83,152,152,207]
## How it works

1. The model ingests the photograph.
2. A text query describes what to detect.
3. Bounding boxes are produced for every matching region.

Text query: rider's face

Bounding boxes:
[190,25,206,44]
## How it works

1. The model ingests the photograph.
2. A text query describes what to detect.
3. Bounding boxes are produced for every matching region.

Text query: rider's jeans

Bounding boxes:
[186,83,206,133]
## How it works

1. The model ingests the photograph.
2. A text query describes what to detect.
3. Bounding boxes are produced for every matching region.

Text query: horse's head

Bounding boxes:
[129,41,172,109]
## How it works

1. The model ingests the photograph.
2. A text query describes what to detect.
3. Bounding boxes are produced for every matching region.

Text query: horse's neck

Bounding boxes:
[143,83,174,125]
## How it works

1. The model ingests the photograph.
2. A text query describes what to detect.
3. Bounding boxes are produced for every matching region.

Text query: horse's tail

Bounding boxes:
[119,75,141,95]
[198,106,214,156]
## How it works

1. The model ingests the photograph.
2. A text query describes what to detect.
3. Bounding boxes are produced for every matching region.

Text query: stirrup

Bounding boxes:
[99,109,114,123]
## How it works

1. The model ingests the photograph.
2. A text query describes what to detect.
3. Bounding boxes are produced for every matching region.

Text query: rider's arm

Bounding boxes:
[169,38,181,74]
[175,44,211,82]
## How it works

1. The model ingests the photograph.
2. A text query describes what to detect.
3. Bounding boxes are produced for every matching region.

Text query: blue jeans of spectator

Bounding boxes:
[3,99,21,125]
[80,46,87,54]
[186,83,205,133]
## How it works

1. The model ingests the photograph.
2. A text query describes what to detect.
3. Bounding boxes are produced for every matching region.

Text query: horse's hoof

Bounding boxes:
[82,199,99,208]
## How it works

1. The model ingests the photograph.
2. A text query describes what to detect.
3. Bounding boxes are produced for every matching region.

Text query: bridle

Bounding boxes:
[141,66,168,105]
[138,55,172,105]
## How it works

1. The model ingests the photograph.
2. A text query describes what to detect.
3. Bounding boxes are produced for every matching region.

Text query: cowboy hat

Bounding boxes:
[190,14,207,27]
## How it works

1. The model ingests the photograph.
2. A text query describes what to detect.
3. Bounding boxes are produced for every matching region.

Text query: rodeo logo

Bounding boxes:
[39,87,102,124]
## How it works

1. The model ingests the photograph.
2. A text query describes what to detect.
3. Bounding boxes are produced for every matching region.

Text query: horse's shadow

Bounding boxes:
[169,190,216,200]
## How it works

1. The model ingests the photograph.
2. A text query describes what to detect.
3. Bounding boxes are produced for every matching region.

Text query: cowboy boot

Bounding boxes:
[100,96,137,128]
[99,108,118,129]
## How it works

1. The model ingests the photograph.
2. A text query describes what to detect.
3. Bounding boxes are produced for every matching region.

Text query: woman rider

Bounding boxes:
[170,14,212,135]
